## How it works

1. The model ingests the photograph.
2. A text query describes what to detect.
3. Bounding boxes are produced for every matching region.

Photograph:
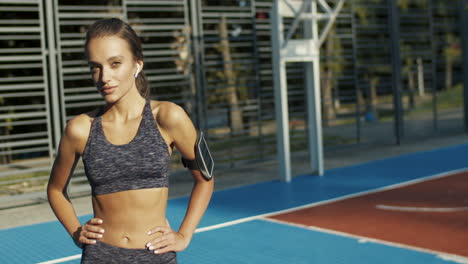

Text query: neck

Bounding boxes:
[104,90,146,122]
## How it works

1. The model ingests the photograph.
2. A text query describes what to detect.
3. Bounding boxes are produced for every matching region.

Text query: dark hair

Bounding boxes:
[85,18,150,98]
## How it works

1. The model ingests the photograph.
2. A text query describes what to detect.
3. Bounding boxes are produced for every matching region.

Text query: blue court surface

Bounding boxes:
[1,143,468,263]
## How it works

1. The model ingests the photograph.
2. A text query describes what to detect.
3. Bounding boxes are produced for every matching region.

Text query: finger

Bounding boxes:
[146,236,168,250]
[87,218,103,225]
[157,233,178,249]
[84,225,105,234]
[82,230,104,240]
[147,226,170,235]
[78,236,97,245]
[153,245,172,255]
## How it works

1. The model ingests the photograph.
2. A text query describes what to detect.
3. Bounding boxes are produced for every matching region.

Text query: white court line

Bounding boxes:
[37,167,468,264]
[197,167,468,233]
[36,254,81,264]
[262,217,468,264]
[376,205,468,212]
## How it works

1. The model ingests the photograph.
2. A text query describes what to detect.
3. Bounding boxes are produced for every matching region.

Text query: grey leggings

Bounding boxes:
[81,241,177,264]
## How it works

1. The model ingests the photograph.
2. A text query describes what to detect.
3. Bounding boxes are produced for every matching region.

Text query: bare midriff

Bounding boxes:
[92,187,169,249]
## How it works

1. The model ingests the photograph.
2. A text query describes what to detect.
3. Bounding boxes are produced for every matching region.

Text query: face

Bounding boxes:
[87,35,142,103]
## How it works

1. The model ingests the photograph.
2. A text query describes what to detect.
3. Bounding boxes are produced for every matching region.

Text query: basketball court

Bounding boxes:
[1,143,467,263]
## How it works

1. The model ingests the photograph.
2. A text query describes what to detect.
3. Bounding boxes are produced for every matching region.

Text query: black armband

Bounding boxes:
[181,131,214,181]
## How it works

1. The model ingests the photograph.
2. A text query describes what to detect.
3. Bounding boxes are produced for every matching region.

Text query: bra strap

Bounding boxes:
[144,99,153,120]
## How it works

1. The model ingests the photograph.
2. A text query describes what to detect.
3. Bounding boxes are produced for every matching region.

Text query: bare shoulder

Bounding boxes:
[64,115,87,138]
[150,100,196,146]
[150,100,190,129]
[62,109,98,154]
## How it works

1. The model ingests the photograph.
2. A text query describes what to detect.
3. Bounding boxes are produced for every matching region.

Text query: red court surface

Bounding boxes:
[270,171,468,257]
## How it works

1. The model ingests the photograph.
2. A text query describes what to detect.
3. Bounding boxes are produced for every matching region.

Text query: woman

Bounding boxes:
[47,18,214,263]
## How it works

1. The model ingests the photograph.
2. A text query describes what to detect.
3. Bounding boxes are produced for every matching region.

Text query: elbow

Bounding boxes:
[46,183,58,204]
[46,181,54,200]
[191,169,214,184]
[47,182,70,204]
[207,176,215,188]
[195,176,214,193]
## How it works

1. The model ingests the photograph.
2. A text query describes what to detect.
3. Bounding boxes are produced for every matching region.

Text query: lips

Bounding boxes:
[101,86,117,94]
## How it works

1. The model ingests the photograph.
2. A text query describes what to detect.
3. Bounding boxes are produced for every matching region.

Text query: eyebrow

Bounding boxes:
[88,55,125,65]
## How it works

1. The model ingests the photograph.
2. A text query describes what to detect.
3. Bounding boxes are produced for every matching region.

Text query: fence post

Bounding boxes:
[189,0,205,131]
[45,0,62,154]
[460,0,468,132]
[388,0,404,144]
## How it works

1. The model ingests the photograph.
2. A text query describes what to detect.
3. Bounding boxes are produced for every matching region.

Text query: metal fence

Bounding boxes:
[1,0,466,207]
[0,0,53,198]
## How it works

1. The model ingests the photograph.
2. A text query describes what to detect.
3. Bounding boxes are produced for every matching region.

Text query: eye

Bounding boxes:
[89,65,99,73]
[111,61,121,68]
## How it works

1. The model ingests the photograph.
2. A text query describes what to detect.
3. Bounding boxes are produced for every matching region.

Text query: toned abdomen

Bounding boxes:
[92,187,169,249]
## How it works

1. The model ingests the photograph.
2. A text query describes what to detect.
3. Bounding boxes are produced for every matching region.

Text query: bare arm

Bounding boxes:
[147,102,214,253]
[47,116,104,247]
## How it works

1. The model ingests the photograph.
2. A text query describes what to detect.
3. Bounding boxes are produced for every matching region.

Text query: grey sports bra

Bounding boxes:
[82,99,170,196]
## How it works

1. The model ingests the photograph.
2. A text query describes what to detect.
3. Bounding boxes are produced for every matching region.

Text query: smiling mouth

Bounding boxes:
[101,86,116,94]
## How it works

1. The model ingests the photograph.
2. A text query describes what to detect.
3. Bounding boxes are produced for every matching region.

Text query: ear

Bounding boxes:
[134,65,140,78]
[134,61,143,78]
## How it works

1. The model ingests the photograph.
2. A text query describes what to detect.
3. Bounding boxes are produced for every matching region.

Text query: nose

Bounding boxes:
[100,67,112,85]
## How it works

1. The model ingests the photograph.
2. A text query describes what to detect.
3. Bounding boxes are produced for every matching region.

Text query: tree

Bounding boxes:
[434,1,462,90]
[398,0,430,108]
[171,26,195,116]
[217,16,244,134]
[354,0,388,121]
[443,33,461,90]
[0,97,13,164]
[321,26,345,126]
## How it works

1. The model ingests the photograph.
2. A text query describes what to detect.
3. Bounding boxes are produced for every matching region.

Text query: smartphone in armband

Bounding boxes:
[181,131,214,181]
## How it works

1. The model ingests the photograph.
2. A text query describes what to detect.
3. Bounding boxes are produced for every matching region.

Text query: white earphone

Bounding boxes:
[134,64,140,78]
